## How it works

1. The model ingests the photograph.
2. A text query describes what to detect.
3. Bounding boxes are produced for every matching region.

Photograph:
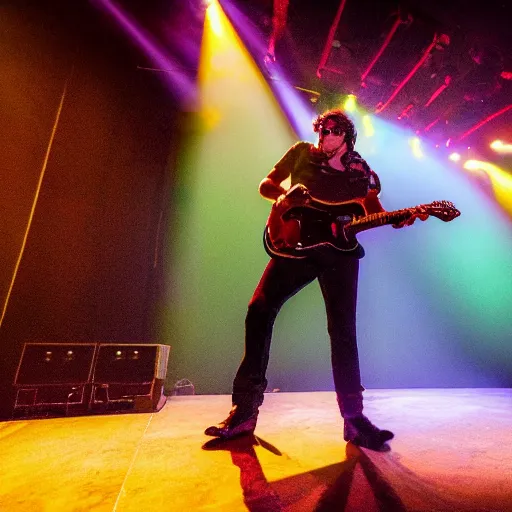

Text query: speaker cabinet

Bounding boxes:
[91,344,170,413]
[13,343,97,417]
[12,342,170,418]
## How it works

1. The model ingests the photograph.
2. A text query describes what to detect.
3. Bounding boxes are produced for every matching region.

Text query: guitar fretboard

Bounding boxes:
[348,208,413,233]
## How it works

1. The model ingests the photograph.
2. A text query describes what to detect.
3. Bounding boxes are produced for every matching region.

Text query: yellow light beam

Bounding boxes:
[206,0,223,37]
[464,159,512,215]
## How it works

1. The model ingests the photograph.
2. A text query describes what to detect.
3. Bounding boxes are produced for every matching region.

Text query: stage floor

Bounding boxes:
[1,389,511,511]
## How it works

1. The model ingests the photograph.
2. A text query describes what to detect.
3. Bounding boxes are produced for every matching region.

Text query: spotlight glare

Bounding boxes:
[408,137,424,159]
[206,0,223,37]
[449,152,461,162]
[490,140,512,153]
[462,160,512,214]
[344,94,357,112]
[463,160,481,171]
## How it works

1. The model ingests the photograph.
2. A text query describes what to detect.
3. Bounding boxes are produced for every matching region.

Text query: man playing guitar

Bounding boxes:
[205,109,433,450]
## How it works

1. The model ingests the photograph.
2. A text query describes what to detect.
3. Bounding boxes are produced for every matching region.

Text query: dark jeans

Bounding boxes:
[233,254,362,412]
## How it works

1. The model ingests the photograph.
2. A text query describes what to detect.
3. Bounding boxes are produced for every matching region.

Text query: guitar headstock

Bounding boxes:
[421,200,461,222]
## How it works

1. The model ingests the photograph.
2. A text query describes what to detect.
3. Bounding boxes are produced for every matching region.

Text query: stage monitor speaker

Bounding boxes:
[91,343,170,413]
[13,343,97,417]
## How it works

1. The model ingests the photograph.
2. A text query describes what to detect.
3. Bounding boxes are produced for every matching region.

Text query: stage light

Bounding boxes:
[206,0,223,37]
[344,94,357,112]
[490,140,512,153]
[463,160,479,171]
[408,137,423,158]
[449,152,461,162]
[462,160,512,215]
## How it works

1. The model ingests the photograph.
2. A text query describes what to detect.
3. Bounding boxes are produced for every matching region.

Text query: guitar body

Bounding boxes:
[264,185,369,259]
[263,184,460,259]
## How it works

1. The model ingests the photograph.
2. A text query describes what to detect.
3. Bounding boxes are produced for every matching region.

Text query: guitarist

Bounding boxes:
[205,109,421,450]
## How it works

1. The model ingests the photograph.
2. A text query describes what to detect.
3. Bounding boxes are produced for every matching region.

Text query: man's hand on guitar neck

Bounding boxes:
[392,209,429,229]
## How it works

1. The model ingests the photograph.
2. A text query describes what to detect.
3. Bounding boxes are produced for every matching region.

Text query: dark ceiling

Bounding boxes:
[235,0,511,162]
[18,0,509,163]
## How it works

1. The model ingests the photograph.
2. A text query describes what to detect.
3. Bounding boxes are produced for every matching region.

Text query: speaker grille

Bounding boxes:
[14,343,97,385]
[93,344,169,383]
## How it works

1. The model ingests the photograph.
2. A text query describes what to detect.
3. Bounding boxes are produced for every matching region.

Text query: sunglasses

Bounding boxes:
[320,127,344,137]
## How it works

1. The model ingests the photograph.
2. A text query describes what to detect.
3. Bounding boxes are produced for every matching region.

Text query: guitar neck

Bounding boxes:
[348,208,413,233]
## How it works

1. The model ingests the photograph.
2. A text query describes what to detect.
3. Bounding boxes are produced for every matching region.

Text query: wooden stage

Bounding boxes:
[1,389,511,511]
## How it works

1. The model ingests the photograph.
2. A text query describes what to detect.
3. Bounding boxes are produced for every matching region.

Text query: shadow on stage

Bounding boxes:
[202,435,412,511]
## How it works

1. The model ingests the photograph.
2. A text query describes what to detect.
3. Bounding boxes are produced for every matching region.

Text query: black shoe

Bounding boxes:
[344,414,394,451]
[204,405,258,439]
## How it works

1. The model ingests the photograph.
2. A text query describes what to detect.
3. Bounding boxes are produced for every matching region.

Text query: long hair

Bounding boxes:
[313,109,357,152]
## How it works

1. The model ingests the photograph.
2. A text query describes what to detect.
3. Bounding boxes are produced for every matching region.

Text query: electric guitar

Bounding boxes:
[263,184,461,259]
